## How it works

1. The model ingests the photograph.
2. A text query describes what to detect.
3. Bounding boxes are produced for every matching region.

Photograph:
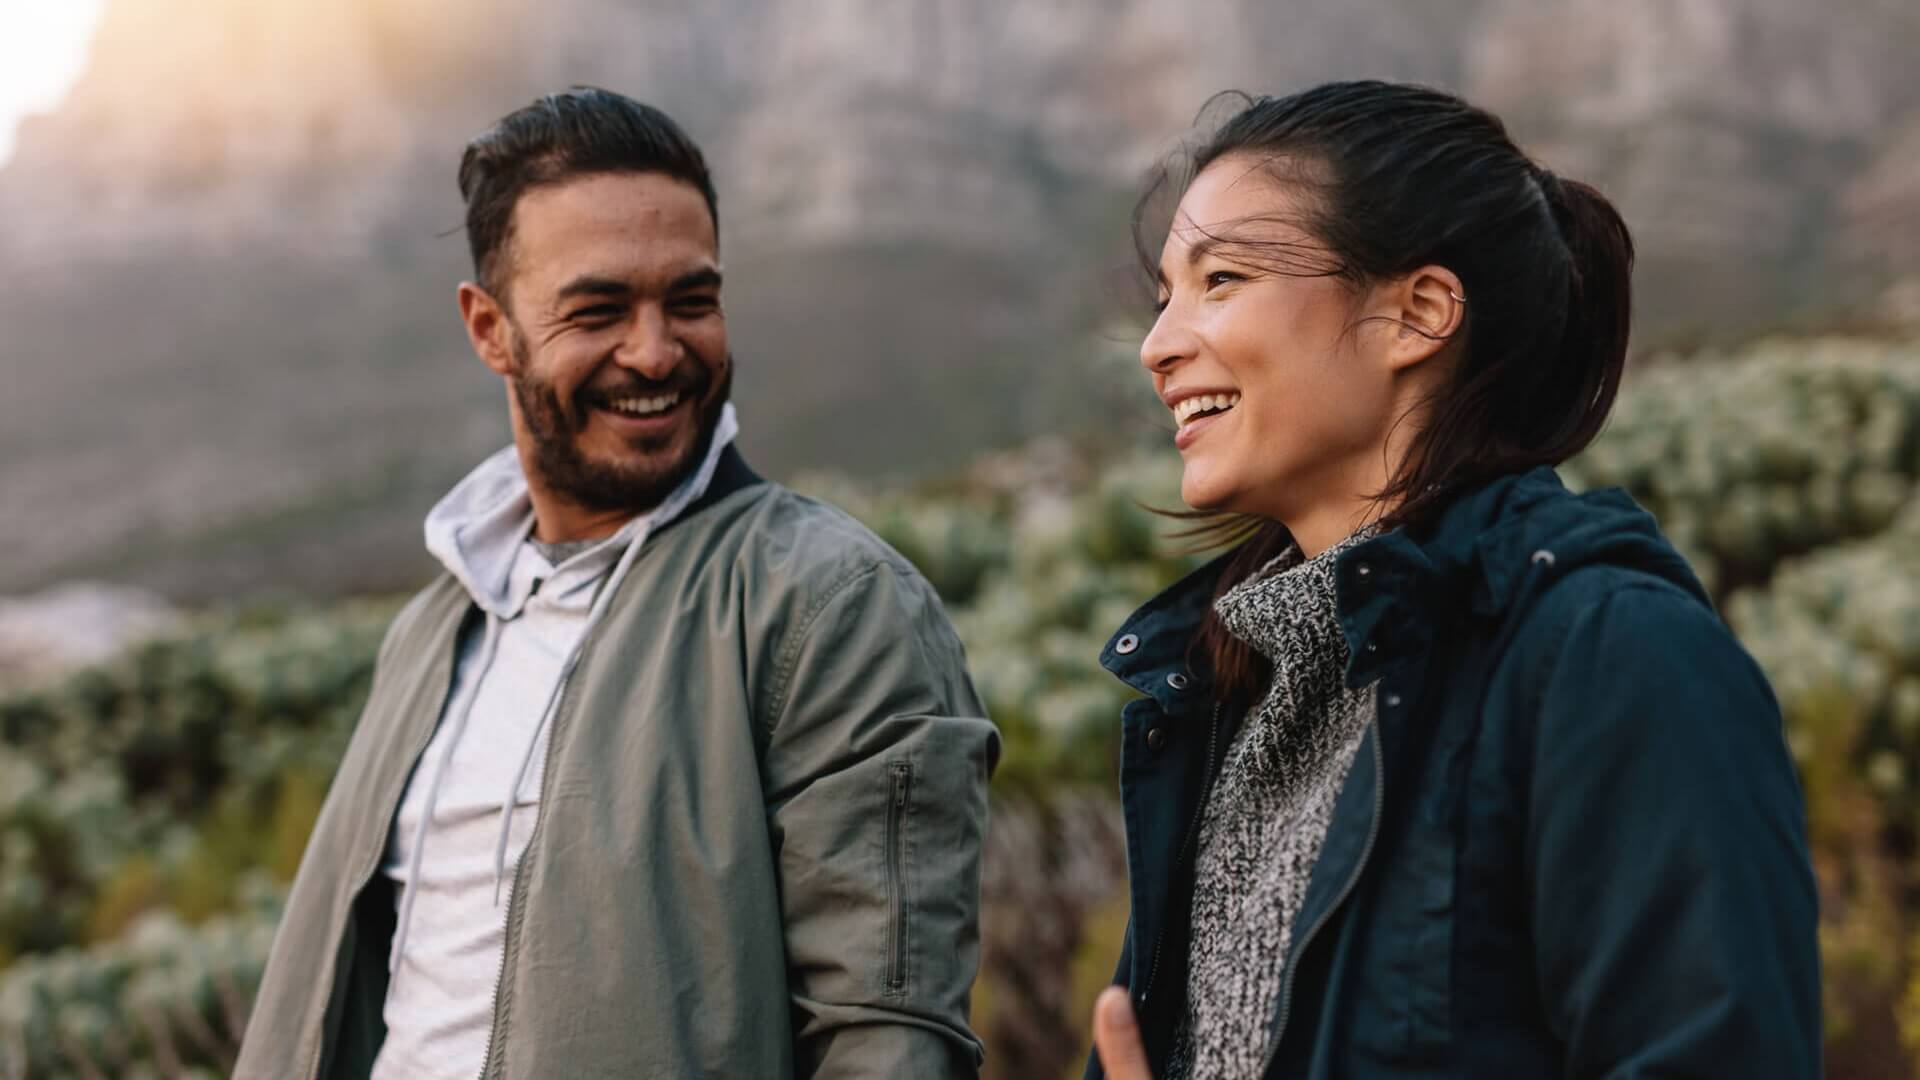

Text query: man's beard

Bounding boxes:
[509,338,733,517]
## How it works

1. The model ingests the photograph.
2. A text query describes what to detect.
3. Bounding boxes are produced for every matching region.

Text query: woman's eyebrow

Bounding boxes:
[1159,235,1224,287]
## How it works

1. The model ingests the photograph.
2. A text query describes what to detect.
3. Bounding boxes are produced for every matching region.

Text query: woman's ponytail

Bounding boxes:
[1533,170,1634,455]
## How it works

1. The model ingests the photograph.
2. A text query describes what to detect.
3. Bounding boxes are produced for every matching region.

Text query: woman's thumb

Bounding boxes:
[1092,986,1153,1080]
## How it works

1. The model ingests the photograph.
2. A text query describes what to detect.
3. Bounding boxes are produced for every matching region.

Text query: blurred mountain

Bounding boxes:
[1,0,1915,599]
[1464,0,1920,334]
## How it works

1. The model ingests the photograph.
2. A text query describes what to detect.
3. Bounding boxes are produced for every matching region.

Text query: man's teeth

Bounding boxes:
[604,392,682,416]
[1173,393,1242,426]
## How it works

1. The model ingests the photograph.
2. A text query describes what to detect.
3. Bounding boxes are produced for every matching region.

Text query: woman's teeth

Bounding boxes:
[604,392,682,416]
[1174,393,1241,426]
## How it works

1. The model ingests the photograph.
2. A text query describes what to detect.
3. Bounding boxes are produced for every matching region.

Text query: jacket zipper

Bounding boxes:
[477,646,599,1077]
[1137,701,1223,1005]
[1260,684,1387,1076]
[885,763,913,994]
[304,624,461,1080]
[475,870,520,1080]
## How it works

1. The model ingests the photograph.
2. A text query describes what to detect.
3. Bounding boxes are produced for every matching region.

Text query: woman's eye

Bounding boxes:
[1152,296,1170,315]
[1205,270,1242,289]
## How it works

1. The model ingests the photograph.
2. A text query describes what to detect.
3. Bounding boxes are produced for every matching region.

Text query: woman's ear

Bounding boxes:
[458,281,519,377]
[1384,265,1466,372]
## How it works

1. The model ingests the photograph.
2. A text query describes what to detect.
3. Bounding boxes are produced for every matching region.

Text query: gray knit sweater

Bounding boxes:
[1166,529,1378,1079]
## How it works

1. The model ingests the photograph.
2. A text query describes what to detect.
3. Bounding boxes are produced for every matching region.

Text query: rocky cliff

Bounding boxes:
[1,0,1913,597]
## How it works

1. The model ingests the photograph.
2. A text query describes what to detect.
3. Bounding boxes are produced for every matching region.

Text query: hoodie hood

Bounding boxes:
[423,403,740,617]
[1334,465,1711,688]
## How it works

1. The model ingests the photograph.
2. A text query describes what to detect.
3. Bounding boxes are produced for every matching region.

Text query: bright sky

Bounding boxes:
[0,0,108,167]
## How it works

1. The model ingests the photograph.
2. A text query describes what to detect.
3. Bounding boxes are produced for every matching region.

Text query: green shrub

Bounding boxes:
[7,336,1920,1076]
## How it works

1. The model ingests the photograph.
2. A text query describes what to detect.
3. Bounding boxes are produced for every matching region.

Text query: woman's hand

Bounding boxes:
[1092,986,1155,1079]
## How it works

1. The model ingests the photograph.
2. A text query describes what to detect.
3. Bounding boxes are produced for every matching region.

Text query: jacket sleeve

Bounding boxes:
[1525,582,1821,1079]
[760,560,1002,1079]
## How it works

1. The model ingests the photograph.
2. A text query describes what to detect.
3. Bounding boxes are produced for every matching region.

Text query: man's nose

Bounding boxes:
[615,306,681,380]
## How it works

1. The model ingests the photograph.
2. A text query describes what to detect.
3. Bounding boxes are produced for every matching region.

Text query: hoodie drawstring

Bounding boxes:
[387,613,505,1001]
[487,532,651,904]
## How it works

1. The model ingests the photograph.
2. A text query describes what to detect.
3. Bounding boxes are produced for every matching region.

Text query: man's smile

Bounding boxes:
[589,391,693,438]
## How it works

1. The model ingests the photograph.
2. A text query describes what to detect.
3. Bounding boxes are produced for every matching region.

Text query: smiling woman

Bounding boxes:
[0,0,105,167]
[1087,80,1820,1080]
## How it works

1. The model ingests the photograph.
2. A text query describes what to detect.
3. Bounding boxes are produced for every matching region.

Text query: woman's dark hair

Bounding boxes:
[1139,81,1635,706]
[458,86,718,300]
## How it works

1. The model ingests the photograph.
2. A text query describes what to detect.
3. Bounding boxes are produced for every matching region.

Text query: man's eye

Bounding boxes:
[572,304,622,322]
[672,294,720,316]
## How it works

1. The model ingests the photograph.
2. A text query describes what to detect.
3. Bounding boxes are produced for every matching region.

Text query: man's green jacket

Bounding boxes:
[236,449,1001,1078]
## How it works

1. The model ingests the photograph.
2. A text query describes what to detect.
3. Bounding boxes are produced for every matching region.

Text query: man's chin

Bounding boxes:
[557,418,717,512]
[579,448,699,505]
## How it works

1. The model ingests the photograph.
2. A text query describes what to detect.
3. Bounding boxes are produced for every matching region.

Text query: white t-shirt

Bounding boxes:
[371,542,592,1080]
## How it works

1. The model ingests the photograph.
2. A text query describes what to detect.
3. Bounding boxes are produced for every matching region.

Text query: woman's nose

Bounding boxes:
[1140,304,1195,375]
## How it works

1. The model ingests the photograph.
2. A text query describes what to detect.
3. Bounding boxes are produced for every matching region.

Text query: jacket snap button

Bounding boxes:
[1365,642,1378,654]
[1355,562,1373,583]
[1166,672,1190,691]
[1146,727,1167,751]
[1386,693,1402,708]
[1532,549,1557,567]
[1115,633,1140,655]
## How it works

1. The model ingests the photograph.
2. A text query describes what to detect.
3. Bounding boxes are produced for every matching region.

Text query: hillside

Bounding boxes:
[4,336,1920,1077]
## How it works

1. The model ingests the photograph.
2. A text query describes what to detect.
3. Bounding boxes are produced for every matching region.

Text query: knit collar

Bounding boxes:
[1214,526,1380,663]
[1209,525,1381,783]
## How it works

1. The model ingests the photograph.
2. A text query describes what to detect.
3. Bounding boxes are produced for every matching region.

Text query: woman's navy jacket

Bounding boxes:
[1086,467,1820,1079]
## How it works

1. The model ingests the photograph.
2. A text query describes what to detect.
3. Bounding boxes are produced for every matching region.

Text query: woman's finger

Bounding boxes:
[1092,986,1154,1080]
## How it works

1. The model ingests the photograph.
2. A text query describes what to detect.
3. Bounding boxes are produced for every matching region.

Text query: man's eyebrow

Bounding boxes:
[669,266,723,293]
[555,276,633,302]
[553,266,722,304]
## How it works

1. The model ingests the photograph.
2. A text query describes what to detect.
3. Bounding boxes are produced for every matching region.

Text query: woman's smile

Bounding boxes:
[1168,389,1243,450]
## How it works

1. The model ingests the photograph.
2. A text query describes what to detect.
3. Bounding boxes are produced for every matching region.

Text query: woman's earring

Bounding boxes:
[1448,289,1467,304]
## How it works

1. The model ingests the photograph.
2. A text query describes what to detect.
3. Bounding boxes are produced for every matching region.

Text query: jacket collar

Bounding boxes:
[656,441,763,536]
[1103,467,1711,694]
[1099,550,1235,714]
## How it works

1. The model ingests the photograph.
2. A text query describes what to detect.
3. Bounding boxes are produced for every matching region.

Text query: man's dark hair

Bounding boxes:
[458,86,719,299]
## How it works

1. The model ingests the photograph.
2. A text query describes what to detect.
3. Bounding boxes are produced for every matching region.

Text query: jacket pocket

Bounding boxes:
[884,760,914,996]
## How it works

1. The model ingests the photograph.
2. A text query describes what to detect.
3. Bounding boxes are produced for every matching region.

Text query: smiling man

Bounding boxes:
[236,88,1000,1080]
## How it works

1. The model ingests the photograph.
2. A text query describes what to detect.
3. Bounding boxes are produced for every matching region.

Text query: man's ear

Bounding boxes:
[1384,265,1466,372]
[458,281,518,377]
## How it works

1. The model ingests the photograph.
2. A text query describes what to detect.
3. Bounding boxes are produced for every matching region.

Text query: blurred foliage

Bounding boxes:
[1561,338,1920,599]
[0,603,392,1078]
[4,336,1920,1077]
